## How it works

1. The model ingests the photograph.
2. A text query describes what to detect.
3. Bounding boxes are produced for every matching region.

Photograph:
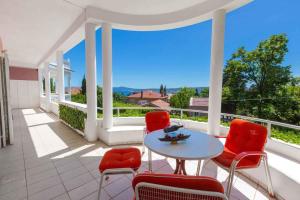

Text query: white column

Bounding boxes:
[102,23,113,129]
[38,68,43,97]
[44,62,51,112]
[208,10,226,136]
[68,73,71,101]
[85,23,97,142]
[57,51,65,102]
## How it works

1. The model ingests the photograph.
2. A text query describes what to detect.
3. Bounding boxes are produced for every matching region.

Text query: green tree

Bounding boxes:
[195,88,199,96]
[222,50,248,112]
[50,78,55,93]
[163,85,167,96]
[97,86,103,108]
[72,87,127,108]
[81,75,86,95]
[170,87,196,108]
[71,93,86,104]
[271,77,300,124]
[113,92,126,102]
[199,88,209,97]
[42,78,45,92]
[159,84,164,96]
[223,34,292,118]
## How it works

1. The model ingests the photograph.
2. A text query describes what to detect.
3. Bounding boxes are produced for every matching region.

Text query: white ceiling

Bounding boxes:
[69,0,206,15]
[0,0,82,68]
[0,0,251,69]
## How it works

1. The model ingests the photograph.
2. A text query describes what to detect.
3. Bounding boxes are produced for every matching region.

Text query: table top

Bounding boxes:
[144,129,224,160]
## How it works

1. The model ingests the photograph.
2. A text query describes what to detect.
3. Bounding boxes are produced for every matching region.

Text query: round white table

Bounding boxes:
[144,129,224,175]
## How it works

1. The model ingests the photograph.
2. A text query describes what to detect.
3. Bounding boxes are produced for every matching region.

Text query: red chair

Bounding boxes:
[144,111,170,170]
[145,111,170,133]
[212,119,274,197]
[132,173,228,200]
[98,147,141,200]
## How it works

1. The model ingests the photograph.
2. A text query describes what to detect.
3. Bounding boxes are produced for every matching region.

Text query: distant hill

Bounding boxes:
[113,87,140,96]
[113,86,208,96]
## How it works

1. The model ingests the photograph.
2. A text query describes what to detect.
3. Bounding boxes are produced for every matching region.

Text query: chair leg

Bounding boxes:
[142,131,146,155]
[148,150,152,171]
[131,170,136,179]
[263,157,275,197]
[196,160,202,176]
[226,168,235,197]
[98,173,104,200]
[142,144,145,155]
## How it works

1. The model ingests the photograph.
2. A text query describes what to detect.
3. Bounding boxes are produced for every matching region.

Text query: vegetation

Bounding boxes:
[160,84,163,96]
[42,78,45,92]
[68,35,300,145]
[159,84,167,96]
[170,87,196,108]
[59,104,86,131]
[71,93,86,104]
[271,126,300,145]
[195,88,199,96]
[42,77,55,93]
[81,75,86,95]
[198,88,209,97]
[222,34,300,125]
[50,78,55,93]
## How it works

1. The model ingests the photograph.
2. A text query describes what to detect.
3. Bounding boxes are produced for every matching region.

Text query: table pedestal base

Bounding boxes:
[174,159,187,175]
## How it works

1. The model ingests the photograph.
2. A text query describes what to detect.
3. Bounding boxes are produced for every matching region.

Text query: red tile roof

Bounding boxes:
[128,90,167,99]
[190,97,209,107]
[71,87,81,95]
[150,99,170,109]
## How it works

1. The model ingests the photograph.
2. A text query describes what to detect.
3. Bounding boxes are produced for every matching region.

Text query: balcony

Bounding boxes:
[1,0,300,200]
[2,108,295,200]
[33,99,300,200]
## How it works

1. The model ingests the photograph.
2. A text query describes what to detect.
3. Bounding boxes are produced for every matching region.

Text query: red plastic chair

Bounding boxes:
[212,119,274,197]
[144,111,170,170]
[98,147,141,200]
[132,173,227,200]
[145,111,170,133]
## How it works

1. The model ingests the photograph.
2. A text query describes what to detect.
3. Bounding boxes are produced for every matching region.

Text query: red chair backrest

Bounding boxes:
[225,119,267,164]
[132,173,224,194]
[132,173,224,200]
[145,111,170,133]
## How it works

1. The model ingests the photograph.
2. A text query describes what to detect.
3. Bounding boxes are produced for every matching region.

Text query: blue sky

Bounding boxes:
[64,0,300,88]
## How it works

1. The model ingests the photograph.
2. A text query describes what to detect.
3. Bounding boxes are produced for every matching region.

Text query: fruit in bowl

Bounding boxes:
[159,132,190,144]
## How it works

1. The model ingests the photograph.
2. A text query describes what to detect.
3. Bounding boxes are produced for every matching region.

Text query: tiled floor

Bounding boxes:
[0,109,275,200]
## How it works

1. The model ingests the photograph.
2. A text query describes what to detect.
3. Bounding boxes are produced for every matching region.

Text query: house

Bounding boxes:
[149,99,170,110]
[127,90,168,106]
[189,97,209,116]
[71,87,81,95]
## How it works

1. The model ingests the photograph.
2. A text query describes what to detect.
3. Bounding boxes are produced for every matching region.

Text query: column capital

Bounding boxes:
[56,50,64,56]
[44,61,50,67]
[213,9,226,16]
[85,22,97,29]
[102,22,112,29]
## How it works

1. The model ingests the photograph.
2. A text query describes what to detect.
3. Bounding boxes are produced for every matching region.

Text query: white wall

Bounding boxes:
[10,80,39,108]
[50,102,59,115]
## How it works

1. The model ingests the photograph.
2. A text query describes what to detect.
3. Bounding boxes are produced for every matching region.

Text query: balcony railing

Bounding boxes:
[95,106,300,144]
[57,100,300,146]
